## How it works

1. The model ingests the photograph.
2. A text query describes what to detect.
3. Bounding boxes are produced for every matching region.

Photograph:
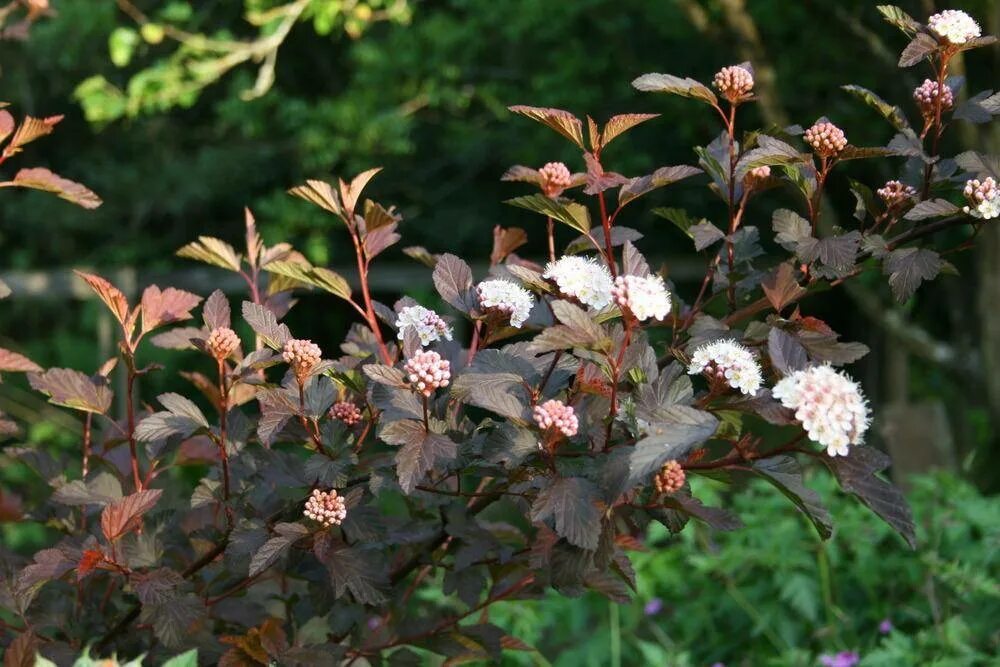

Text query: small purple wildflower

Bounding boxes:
[643,597,663,615]
[820,651,860,667]
[879,618,893,634]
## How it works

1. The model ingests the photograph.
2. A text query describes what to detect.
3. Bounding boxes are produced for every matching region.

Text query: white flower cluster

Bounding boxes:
[963,177,1000,220]
[477,278,535,328]
[687,339,763,396]
[542,255,613,309]
[395,305,453,346]
[303,488,347,527]
[927,9,981,44]
[611,274,672,321]
[772,365,870,457]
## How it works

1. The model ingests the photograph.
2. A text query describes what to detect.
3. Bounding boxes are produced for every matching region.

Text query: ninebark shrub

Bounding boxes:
[0,6,997,664]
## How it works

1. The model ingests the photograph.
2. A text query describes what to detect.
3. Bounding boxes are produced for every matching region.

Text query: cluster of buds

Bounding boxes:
[283,338,322,383]
[743,165,771,189]
[913,79,954,119]
[538,161,573,198]
[303,488,347,527]
[403,350,451,396]
[963,176,1000,220]
[611,274,672,322]
[533,399,578,438]
[927,9,981,45]
[804,121,847,157]
[877,180,917,209]
[207,326,240,361]
[712,65,754,102]
[654,460,685,495]
[330,400,363,426]
[687,339,763,396]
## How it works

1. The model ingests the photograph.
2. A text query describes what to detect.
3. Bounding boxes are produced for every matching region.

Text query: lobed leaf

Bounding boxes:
[530,477,603,550]
[883,247,943,302]
[101,489,163,542]
[140,285,202,333]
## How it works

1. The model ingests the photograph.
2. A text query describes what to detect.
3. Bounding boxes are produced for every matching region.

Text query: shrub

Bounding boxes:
[0,5,997,664]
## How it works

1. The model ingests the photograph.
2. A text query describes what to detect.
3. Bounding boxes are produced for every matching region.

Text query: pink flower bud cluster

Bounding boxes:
[654,460,685,494]
[538,161,573,197]
[744,165,771,188]
[712,65,754,101]
[772,365,870,457]
[913,79,954,118]
[303,488,347,527]
[877,180,917,208]
[207,326,240,360]
[963,177,1000,220]
[404,350,451,396]
[533,399,578,438]
[927,9,981,45]
[283,338,322,382]
[611,274,672,322]
[331,400,363,426]
[804,121,847,157]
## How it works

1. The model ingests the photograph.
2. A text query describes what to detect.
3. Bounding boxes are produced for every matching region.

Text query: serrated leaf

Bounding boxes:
[263,260,352,301]
[249,523,309,576]
[876,5,920,34]
[767,328,808,375]
[176,236,241,271]
[659,492,743,531]
[820,447,915,548]
[139,593,205,649]
[955,151,1000,180]
[771,209,812,253]
[761,263,805,313]
[101,489,162,541]
[691,220,724,251]
[618,165,701,207]
[898,33,938,68]
[736,136,805,177]
[140,285,202,334]
[504,193,591,235]
[363,363,407,388]
[396,431,458,494]
[74,271,130,326]
[631,73,717,106]
[241,301,292,350]
[530,477,602,550]
[203,289,230,330]
[508,105,585,148]
[500,165,541,185]
[288,179,344,217]
[8,168,102,209]
[432,253,477,314]
[797,232,861,271]
[883,247,942,302]
[28,368,112,414]
[600,113,659,148]
[314,536,388,604]
[841,84,913,134]
[903,198,960,221]
[747,456,832,539]
[628,407,718,485]
[0,348,41,373]
[8,114,61,151]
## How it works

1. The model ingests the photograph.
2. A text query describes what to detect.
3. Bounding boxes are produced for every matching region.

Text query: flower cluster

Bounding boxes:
[712,65,754,101]
[772,365,870,457]
[395,305,453,346]
[927,9,981,45]
[538,161,573,197]
[533,399,578,438]
[653,460,685,494]
[477,278,535,328]
[283,338,322,382]
[207,326,240,360]
[404,350,451,396]
[543,255,613,309]
[913,79,954,119]
[877,180,917,208]
[331,400,363,426]
[820,652,860,667]
[687,340,763,396]
[744,165,771,188]
[804,121,847,157]
[963,176,1000,220]
[303,488,348,527]
[611,274,671,321]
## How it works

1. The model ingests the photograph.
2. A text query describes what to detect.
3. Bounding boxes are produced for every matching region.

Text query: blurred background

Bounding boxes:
[0,1,997,664]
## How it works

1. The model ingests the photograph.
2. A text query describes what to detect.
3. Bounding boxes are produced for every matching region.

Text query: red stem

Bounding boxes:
[351,231,394,365]
[125,361,142,492]
[546,216,556,263]
[597,191,618,277]
[217,358,233,526]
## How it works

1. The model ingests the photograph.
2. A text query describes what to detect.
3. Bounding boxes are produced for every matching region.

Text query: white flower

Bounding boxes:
[927,9,981,44]
[612,274,671,321]
[687,339,763,396]
[476,278,535,328]
[963,177,1000,220]
[542,255,614,309]
[772,365,871,457]
[395,305,453,346]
